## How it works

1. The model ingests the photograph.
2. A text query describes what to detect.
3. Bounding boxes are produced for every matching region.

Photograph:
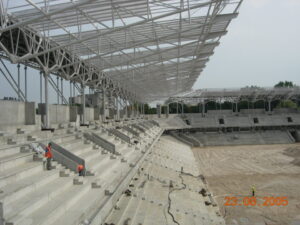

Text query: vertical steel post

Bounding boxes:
[44,72,49,128]
[17,64,20,101]
[40,71,43,103]
[116,96,120,120]
[61,78,63,104]
[81,83,86,125]
[69,80,72,105]
[73,81,75,98]
[24,65,27,102]
[102,88,106,122]
[56,76,59,104]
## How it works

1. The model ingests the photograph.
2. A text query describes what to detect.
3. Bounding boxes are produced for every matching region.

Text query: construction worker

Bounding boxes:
[251,185,256,197]
[44,143,53,170]
[77,164,85,176]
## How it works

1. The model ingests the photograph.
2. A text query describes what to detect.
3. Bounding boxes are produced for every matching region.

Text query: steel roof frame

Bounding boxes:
[0,0,243,102]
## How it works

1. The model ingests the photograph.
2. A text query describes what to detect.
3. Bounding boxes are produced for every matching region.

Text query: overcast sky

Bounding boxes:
[0,0,299,103]
[193,0,300,89]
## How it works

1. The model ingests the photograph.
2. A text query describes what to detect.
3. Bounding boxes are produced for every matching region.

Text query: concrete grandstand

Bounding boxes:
[1,1,300,225]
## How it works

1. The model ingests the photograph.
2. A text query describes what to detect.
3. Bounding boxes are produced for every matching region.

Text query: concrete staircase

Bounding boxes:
[0,120,162,225]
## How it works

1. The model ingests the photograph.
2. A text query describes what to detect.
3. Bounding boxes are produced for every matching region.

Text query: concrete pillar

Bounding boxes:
[235,102,238,113]
[181,103,184,116]
[166,104,169,118]
[44,72,49,128]
[157,104,161,118]
[176,102,179,114]
[24,65,27,102]
[81,83,86,125]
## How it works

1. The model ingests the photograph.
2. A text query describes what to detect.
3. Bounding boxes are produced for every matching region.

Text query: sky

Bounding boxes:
[0,0,300,103]
[193,0,300,89]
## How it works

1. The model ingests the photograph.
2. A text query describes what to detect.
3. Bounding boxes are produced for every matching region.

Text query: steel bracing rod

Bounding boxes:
[0,59,26,101]
[17,1,216,62]
[48,75,69,104]
[0,67,25,101]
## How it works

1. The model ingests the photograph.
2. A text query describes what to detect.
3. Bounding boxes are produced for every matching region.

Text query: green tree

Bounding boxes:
[276,100,298,109]
[274,81,295,88]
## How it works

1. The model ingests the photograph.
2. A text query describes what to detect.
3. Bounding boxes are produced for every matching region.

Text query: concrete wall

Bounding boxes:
[0,100,36,128]
[38,104,70,125]
[69,106,78,122]
[49,105,70,124]
[207,110,233,115]
[85,107,95,122]
[94,107,100,121]
[240,109,266,114]
[273,108,299,114]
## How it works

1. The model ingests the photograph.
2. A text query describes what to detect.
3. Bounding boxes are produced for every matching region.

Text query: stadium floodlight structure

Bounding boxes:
[0,0,242,108]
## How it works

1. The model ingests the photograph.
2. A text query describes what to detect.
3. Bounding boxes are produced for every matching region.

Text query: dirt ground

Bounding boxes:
[192,144,300,225]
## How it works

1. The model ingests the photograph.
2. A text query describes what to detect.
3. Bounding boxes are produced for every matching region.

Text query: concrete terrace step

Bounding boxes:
[0,146,22,158]
[47,187,104,225]
[0,162,42,188]
[0,169,59,206]
[4,176,74,224]
[0,152,33,172]
[87,153,116,176]
[6,182,90,225]
[78,148,100,163]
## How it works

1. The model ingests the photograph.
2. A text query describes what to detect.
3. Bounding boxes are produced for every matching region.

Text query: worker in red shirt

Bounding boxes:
[45,143,53,170]
[77,164,85,176]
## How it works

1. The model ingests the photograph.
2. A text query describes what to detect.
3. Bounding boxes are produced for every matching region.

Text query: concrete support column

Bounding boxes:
[17,64,21,101]
[24,65,27,102]
[181,103,184,116]
[157,104,161,118]
[44,72,50,128]
[81,83,86,125]
[176,102,179,114]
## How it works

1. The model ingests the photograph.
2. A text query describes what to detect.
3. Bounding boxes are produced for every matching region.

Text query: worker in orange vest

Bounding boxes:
[45,143,53,170]
[77,164,85,176]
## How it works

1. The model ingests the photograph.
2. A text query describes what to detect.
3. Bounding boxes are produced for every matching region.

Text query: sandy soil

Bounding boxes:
[192,144,300,225]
